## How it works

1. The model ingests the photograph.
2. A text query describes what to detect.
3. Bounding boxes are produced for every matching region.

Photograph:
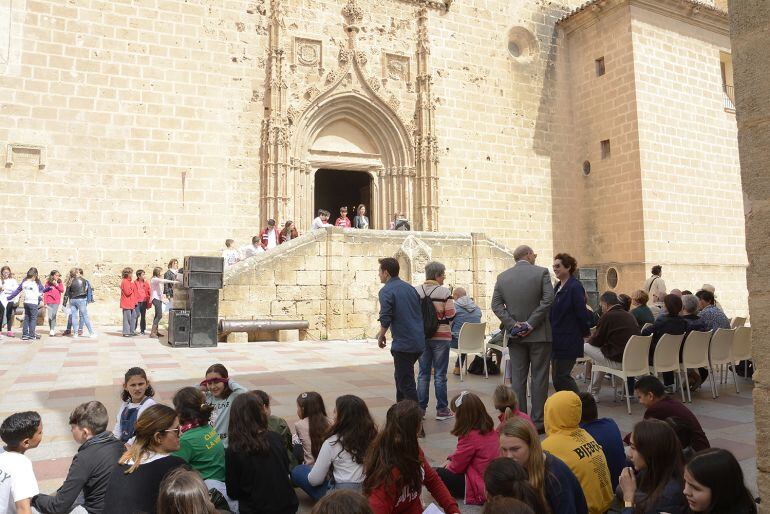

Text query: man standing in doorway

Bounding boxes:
[643,265,667,309]
[334,206,351,228]
[259,219,281,250]
[491,245,554,433]
[376,257,424,404]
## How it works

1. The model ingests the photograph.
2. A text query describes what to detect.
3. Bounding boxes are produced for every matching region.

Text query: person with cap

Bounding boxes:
[701,283,724,311]
[259,219,281,250]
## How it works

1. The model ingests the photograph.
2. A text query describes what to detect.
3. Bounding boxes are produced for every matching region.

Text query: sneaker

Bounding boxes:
[452,366,461,376]
[591,393,601,404]
[7,331,13,337]
[34,334,41,339]
[77,330,83,336]
[49,330,55,336]
[436,409,454,421]
[89,332,98,339]
[663,384,676,395]
[73,333,79,339]
[62,330,71,336]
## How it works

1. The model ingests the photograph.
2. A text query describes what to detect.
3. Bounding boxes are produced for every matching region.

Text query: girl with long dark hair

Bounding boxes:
[112,367,157,443]
[43,269,63,336]
[683,448,756,513]
[619,419,686,514]
[363,400,460,514]
[6,267,44,340]
[483,457,551,512]
[225,393,298,514]
[435,391,499,505]
[292,395,377,499]
[104,404,186,514]
[294,391,331,465]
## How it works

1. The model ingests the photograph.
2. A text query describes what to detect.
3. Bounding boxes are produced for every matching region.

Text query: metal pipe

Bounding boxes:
[219,319,309,336]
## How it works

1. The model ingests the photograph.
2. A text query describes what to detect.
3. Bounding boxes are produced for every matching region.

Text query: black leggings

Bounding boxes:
[435,467,465,498]
[0,301,15,331]
[152,299,163,326]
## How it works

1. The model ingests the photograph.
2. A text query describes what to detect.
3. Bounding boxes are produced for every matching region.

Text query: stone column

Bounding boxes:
[728,0,770,504]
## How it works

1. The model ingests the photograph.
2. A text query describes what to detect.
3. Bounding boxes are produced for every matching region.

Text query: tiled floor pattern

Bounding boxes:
[0,329,757,512]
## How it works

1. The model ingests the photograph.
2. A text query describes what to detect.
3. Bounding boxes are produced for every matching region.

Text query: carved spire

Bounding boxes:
[414,7,439,231]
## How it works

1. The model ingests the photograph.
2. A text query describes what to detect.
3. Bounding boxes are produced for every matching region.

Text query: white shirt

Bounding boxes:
[266,230,277,250]
[21,280,42,305]
[112,397,158,440]
[0,449,39,513]
[150,277,175,302]
[307,435,365,486]
[311,217,331,230]
[222,248,240,266]
[240,244,264,259]
[0,278,19,307]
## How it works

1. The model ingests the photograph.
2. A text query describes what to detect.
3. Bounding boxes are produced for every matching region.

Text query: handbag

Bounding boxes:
[467,352,500,375]
[208,488,230,511]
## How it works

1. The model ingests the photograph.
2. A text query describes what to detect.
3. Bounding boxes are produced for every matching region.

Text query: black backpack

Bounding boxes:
[421,286,439,338]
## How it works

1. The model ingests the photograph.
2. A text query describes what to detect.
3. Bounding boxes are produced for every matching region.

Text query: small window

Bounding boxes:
[595,57,605,76]
[582,161,591,176]
[601,140,611,159]
[508,41,521,58]
[606,267,619,289]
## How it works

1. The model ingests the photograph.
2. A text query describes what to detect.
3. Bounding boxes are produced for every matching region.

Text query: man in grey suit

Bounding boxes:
[491,245,555,432]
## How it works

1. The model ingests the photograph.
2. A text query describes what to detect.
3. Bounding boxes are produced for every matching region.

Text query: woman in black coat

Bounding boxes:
[549,253,592,394]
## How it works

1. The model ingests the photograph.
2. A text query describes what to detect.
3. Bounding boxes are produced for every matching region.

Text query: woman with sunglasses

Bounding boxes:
[104,404,186,514]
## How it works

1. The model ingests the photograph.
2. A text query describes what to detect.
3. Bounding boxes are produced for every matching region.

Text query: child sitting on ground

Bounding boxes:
[252,390,296,467]
[0,411,43,514]
[113,367,157,443]
[200,363,246,447]
[492,385,534,430]
[33,401,125,514]
[293,391,331,466]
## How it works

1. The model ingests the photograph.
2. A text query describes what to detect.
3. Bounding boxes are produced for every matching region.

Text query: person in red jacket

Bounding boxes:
[259,219,281,250]
[334,206,351,228]
[363,401,460,514]
[120,267,137,337]
[435,391,500,505]
[132,270,151,336]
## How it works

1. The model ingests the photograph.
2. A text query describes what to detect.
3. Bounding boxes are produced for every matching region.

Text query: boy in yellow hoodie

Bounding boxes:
[542,391,613,514]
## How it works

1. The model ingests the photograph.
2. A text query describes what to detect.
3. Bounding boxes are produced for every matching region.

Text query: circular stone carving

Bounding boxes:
[582,160,591,176]
[606,267,619,289]
[297,44,319,66]
[507,26,538,63]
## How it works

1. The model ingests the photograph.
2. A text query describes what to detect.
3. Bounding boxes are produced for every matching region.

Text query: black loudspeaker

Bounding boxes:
[183,271,223,289]
[189,289,220,319]
[190,317,218,347]
[168,310,191,347]
[171,285,190,310]
[184,256,224,273]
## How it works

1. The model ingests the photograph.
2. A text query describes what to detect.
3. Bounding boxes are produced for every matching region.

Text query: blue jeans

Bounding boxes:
[417,338,450,412]
[70,298,94,335]
[291,464,329,501]
[22,303,39,339]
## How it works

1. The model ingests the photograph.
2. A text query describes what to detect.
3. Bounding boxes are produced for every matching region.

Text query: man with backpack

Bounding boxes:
[415,261,456,420]
[376,257,424,404]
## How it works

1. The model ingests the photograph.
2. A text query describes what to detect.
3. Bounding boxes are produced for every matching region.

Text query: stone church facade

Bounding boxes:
[0,0,747,318]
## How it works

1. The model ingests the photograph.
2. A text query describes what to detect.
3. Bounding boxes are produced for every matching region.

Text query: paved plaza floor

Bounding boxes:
[0,328,757,512]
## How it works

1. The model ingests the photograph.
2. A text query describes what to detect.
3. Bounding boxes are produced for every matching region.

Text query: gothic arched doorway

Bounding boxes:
[314,169,373,228]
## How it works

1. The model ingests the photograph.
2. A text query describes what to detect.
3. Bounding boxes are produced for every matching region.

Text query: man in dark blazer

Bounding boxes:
[491,245,554,431]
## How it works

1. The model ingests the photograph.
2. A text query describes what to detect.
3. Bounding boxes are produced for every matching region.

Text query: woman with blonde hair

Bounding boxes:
[498,418,587,514]
[104,404,186,514]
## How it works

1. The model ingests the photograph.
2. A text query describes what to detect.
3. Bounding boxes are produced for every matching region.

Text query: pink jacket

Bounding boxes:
[446,429,500,505]
[43,281,64,305]
[496,411,536,431]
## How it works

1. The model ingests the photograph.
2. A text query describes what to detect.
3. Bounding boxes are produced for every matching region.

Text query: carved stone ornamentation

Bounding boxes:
[395,235,432,275]
[304,85,320,101]
[338,48,351,66]
[342,0,364,24]
[384,53,410,82]
[294,38,322,69]
[355,51,368,66]
[387,94,400,111]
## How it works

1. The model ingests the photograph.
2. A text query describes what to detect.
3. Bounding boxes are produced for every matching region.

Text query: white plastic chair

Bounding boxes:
[590,334,653,414]
[484,330,510,383]
[449,322,487,382]
[730,326,751,393]
[731,317,747,329]
[709,328,737,397]
[680,331,715,402]
[641,323,653,332]
[650,333,686,402]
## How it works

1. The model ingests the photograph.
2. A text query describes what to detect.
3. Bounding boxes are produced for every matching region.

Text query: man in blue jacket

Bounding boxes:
[376,257,424,403]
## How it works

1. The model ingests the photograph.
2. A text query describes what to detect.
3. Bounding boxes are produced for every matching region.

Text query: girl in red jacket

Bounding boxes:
[132,269,151,335]
[120,267,136,337]
[43,270,64,336]
[435,391,500,505]
[363,401,459,514]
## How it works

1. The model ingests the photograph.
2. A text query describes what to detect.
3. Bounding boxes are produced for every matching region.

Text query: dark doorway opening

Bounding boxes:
[314,169,373,228]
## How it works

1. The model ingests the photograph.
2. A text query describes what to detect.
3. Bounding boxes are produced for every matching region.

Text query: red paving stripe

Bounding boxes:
[40,347,69,352]
[32,458,72,480]
[16,373,59,383]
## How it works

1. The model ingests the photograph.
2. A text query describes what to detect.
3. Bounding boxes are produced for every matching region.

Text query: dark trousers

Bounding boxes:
[392,350,421,403]
[435,467,465,498]
[0,301,15,331]
[134,302,147,333]
[23,303,39,339]
[152,299,163,326]
[551,358,580,394]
